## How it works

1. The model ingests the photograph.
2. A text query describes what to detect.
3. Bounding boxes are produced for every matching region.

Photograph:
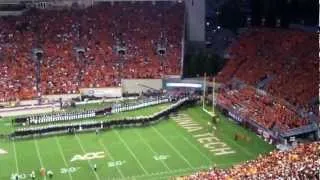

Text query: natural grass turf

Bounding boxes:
[63,98,136,112]
[0,105,274,180]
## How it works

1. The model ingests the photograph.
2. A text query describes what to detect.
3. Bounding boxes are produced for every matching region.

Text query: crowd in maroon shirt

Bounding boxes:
[0,1,184,102]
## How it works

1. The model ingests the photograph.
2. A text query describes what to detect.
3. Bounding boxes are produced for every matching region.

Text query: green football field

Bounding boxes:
[0,104,274,180]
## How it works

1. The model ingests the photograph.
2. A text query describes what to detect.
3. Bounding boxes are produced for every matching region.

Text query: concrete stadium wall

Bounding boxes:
[185,0,205,42]
[121,79,163,94]
[80,87,122,98]
[0,104,60,117]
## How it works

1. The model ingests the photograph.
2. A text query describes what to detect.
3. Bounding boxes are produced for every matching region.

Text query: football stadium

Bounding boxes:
[0,0,319,180]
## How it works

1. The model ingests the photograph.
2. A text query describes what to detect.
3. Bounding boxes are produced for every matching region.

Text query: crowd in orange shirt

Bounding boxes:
[215,28,318,129]
[218,86,309,132]
[216,28,317,107]
[0,1,184,102]
[179,141,320,180]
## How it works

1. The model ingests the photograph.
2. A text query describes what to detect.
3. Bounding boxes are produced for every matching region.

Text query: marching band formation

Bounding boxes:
[27,111,96,125]
[11,97,197,138]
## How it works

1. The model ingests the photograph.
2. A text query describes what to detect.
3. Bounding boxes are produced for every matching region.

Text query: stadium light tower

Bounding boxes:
[32,47,44,104]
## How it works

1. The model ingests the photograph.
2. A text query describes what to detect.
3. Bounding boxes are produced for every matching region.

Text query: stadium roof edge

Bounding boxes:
[0,0,183,4]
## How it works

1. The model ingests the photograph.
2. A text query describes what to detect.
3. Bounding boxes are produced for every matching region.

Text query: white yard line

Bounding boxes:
[131,108,172,172]
[34,140,47,180]
[151,126,194,169]
[12,141,19,173]
[98,139,125,178]
[114,130,149,175]
[55,137,73,180]
[181,135,212,164]
[75,135,101,180]
[134,130,172,171]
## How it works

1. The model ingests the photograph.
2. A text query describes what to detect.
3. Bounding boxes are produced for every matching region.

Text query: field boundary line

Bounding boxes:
[34,139,47,180]
[55,136,73,180]
[174,113,213,164]
[151,126,194,169]
[114,130,149,175]
[12,141,19,173]
[75,135,101,180]
[117,165,216,180]
[134,129,172,171]
[219,134,254,158]
[98,139,125,178]
[191,109,255,158]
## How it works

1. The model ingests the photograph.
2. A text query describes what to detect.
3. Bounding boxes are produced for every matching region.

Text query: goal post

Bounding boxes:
[202,74,218,124]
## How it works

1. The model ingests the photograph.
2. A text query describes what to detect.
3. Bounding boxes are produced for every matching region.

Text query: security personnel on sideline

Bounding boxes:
[30,170,36,180]
[93,164,97,171]
[47,170,54,179]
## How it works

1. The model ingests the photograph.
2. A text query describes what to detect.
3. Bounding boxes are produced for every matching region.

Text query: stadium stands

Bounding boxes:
[216,28,317,107]
[179,141,320,180]
[218,85,309,132]
[215,28,318,131]
[0,1,184,101]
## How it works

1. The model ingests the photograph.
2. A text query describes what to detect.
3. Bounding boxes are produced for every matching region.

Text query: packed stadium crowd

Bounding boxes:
[215,28,318,131]
[179,141,320,180]
[0,1,184,102]
[216,28,318,114]
[218,86,309,132]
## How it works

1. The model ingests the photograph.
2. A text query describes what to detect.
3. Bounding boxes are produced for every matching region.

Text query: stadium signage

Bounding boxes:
[228,112,242,122]
[174,114,236,156]
[70,152,105,162]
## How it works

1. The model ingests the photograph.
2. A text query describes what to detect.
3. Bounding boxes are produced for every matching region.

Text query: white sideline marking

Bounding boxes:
[75,135,101,180]
[12,142,19,173]
[98,140,125,178]
[114,130,149,175]
[34,140,47,180]
[115,164,226,180]
[151,126,194,169]
[220,133,254,158]
[55,137,73,180]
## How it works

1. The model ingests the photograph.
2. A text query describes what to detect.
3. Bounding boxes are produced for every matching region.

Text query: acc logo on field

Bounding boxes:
[0,148,7,155]
[70,152,105,162]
